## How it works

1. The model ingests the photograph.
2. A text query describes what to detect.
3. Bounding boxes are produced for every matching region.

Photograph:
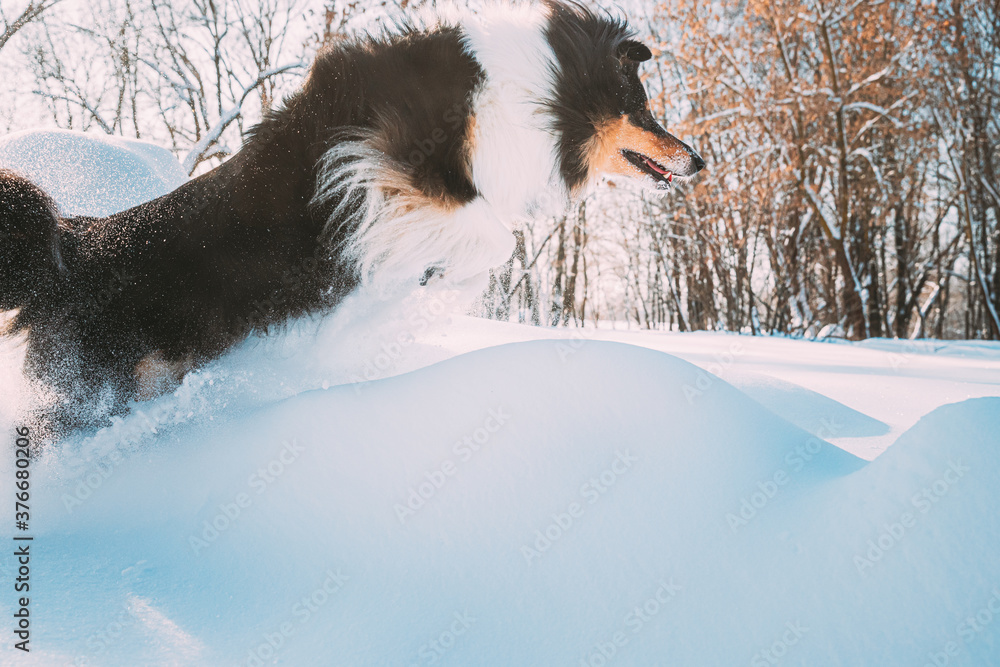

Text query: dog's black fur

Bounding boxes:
[2,24,486,431]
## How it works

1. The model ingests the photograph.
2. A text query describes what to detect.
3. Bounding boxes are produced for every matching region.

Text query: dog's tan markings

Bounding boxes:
[462,114,478,184]
[584,115,690,181]
[134,351,192,401]
[370,130,464,213]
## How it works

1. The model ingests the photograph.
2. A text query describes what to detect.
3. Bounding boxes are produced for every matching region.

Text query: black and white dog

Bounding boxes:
[0,0,703,433]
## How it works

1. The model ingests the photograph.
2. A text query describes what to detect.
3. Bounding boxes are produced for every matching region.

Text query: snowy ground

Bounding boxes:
[1,131,999,666]
[415,316,1000,461]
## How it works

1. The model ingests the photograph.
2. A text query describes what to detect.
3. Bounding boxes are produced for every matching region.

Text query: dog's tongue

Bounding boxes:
[644,157,668,177]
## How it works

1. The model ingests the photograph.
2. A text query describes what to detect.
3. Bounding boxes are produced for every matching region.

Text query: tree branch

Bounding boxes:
[181,61,306,174]
[0,0,61,52]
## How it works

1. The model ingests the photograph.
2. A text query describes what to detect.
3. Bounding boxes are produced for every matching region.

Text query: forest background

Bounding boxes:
[2,0,997,340]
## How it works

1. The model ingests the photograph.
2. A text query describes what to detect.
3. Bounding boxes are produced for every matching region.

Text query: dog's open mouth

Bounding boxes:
[621,149,673,189]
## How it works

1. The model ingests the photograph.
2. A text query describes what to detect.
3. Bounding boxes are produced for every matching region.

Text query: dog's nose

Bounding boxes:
[691,151,706,173]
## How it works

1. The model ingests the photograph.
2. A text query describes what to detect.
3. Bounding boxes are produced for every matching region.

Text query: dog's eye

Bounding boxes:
[618,40,652,63]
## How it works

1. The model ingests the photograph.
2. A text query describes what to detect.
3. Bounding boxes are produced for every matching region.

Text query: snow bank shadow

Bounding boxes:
[729,373,890,438]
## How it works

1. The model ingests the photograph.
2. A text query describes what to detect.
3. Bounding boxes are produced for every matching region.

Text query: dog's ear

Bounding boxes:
[618,39,652,64]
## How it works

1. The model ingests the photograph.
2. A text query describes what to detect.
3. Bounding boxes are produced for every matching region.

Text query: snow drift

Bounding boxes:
[0,129,185,217]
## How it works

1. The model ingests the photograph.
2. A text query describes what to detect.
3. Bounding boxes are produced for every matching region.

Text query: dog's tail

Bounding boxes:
[0,169,66,312]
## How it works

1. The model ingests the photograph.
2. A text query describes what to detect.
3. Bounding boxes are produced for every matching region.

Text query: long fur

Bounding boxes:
[0,170,66,310]
[0,0,705,437]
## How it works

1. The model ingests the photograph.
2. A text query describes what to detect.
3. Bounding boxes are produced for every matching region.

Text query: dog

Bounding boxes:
[0,0,704,435]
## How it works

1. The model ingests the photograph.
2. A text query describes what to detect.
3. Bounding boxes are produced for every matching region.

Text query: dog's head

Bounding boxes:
[544,1,704,194]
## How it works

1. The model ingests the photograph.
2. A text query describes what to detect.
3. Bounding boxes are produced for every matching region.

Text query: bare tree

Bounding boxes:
[7,0,999,340]
[0,0,60,53]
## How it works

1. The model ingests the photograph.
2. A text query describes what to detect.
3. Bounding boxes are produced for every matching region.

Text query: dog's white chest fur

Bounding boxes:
[463,4,563,218]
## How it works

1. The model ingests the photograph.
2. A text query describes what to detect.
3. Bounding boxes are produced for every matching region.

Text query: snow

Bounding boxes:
[1,130,999,666]
[0,129,186,216]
